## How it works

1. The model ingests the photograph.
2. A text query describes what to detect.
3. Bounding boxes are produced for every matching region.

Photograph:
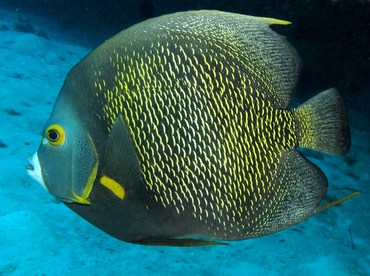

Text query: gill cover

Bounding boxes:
[37,107,99,204]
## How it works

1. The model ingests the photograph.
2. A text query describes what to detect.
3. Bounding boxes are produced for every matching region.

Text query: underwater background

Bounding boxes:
[0,0,369,275]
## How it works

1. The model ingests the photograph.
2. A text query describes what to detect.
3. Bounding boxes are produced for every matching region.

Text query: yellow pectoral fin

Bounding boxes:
[100,175,126,200]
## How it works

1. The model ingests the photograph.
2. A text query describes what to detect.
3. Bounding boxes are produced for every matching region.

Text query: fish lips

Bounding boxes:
[26,152,48,191]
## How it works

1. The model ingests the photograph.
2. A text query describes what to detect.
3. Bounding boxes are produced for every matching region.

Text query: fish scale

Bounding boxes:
[89,29,297,237]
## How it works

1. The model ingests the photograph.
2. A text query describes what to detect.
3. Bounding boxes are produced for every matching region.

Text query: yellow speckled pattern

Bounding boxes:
[89,11,300,238]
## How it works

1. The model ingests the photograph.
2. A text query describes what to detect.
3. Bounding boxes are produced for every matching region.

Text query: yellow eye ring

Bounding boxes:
[45,124,65,146]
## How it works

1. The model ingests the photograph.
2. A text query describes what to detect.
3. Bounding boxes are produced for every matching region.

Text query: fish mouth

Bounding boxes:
[26,153,88,204]
[26,152,48,191]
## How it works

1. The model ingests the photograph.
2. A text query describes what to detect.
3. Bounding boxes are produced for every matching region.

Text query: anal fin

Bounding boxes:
[314,191,360,215]
[135,238,227,247]
[260,150,356,235]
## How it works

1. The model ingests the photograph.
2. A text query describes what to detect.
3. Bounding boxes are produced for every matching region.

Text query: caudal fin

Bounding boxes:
[293,88,350,155]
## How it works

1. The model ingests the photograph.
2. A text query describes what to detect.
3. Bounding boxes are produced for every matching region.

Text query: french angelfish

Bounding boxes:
[27,10,357,246]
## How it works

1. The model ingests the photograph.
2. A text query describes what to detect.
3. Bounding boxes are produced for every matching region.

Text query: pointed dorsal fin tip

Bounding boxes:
[258,17,292,26]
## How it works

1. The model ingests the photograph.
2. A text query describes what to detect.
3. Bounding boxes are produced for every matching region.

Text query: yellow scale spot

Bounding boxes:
[100,175,125,200]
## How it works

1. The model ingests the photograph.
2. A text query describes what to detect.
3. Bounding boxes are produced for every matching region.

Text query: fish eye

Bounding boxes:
[45,124,65,146]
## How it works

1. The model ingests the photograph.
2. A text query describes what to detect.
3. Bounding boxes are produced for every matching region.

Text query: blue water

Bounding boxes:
[0,2,369,275]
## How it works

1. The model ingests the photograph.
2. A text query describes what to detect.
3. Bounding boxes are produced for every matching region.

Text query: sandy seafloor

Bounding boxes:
[0,7,369,276]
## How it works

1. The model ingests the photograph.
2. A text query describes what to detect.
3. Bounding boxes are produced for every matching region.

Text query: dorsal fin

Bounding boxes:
[256,17,292,26]
[154,11,299,108]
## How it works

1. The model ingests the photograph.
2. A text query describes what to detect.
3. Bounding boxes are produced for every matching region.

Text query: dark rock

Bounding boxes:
[12,17,49,39]
[34,29,49,39]
[0,140,8,148]
[13,17,35,33]
[4,109,21,116]
[8,72,27,79]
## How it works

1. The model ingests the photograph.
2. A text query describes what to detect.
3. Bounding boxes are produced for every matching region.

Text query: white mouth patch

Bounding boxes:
[26,152,48,191]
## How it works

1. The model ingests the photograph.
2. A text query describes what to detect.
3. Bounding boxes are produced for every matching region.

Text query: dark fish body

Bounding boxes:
[27,10,354,246]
